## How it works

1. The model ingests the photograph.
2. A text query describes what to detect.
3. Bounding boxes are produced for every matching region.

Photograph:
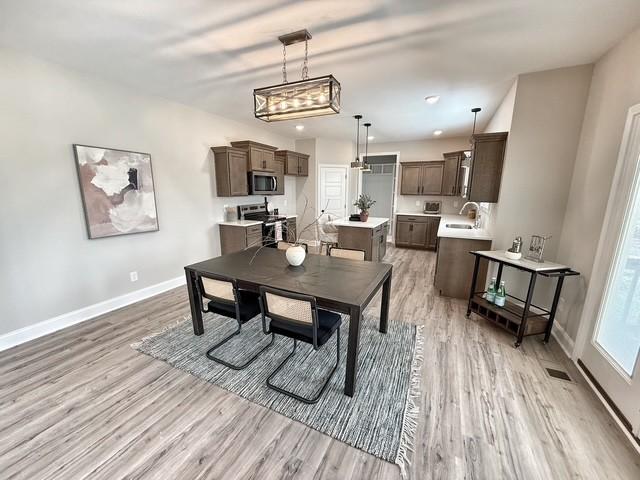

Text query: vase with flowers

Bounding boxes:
[354,193,376,222]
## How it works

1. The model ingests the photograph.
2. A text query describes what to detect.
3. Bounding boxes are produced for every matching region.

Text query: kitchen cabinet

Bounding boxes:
[212,146,249,197]
[395,215,440,250]
[273,157,285,195]
[276,150,310,177]
[442,151,467,196]
[219,223,263,254]
[335,220,389,262]
[399,162,444,195]
[467,132,508,202]
[230,140,278,172]
[434,237,492,298]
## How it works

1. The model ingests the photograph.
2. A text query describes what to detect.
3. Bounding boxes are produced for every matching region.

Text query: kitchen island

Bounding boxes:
[329,217,390,262]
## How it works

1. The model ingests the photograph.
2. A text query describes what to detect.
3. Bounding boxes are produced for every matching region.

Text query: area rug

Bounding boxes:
[132,311,423,477]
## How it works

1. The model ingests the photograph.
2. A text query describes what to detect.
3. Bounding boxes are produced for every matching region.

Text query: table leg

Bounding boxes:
[345,305,362,397]
[466,255,481,317]
[185,269,204,335]
[515,272,537,348]
[379,271,392,333]
[544,275,565,343]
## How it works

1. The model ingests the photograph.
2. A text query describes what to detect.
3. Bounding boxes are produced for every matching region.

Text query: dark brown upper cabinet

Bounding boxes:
[275,150,310,177]
[400,162,444,195]
[212,146,249,197]
[230,140,278,172]
[442,151,467,196]
[467,132,508,203]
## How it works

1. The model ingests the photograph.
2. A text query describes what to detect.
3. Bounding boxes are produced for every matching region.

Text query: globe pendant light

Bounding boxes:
[361,123,372,172]
[253,29,341,122]
[350,115,363,168]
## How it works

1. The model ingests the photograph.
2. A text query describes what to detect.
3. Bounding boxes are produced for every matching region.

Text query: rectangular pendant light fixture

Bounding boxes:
[253,29,341,122]
[254,75,341,122]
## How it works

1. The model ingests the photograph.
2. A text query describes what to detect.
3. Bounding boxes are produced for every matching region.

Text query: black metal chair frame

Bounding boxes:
[197,273,274,370]
[259,286,341,404]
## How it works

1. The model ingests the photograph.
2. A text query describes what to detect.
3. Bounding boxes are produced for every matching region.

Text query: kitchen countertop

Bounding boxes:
[437,214,493,240]
[329,217,389,229]
[395,211,441,217]
[218,219,263,227]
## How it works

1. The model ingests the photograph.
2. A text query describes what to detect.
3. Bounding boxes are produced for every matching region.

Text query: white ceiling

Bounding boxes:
[1,0,639,142]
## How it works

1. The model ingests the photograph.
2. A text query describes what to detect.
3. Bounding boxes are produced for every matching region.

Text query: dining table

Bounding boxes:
[184,247,393,397]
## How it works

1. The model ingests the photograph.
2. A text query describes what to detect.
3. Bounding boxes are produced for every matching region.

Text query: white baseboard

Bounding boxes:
[575,362,640,454]
[0,276,185,352]
[551,321,575,358]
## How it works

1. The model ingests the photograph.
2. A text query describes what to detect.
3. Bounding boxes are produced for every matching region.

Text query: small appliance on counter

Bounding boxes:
[423,201,441,214]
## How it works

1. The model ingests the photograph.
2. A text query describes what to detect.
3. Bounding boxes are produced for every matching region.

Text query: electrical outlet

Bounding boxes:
[130,271,138,282]
[415,200,421,207]
[453,200,459,208]
[284,199,288,206]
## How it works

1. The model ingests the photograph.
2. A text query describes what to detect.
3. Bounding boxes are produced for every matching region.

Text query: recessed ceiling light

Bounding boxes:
[433,130,443,136]
[295,125,304,131]
[425,95,440,104]
[368,135,375,140]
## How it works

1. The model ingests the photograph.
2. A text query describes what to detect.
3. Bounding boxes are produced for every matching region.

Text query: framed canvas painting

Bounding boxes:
[73,144,159,239]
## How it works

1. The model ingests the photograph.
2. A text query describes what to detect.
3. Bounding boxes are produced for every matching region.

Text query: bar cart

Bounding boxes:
[466,250,579,348]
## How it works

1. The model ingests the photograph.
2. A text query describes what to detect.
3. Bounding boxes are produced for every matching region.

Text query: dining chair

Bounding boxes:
[197,273,274,370]
[259,286,341,404]
[277,241,308,252]
[316,212,339,255]
[329,246,366,261]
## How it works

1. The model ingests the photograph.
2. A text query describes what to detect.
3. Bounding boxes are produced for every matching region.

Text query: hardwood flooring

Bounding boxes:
[1,246,639,479]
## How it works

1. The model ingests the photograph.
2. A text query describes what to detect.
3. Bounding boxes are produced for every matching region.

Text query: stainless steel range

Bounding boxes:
[237,202,288,247]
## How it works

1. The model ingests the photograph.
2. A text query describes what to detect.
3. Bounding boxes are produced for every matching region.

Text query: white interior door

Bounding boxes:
[319,165,348,219]
[578,104,640,438]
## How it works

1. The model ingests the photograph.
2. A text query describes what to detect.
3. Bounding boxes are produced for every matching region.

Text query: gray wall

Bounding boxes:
[556,26,640,341]
[0,48,296,336]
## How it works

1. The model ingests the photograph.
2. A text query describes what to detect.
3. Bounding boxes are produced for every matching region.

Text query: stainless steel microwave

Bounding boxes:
[249,171,278,194]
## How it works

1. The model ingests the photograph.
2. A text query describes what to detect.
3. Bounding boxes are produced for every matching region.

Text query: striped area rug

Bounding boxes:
[132,311,423,477]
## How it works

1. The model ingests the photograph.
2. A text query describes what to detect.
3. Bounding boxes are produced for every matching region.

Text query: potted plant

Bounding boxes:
[354,194,376,222]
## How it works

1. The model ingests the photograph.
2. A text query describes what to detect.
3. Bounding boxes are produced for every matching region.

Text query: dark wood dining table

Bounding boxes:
[184,247,393,397]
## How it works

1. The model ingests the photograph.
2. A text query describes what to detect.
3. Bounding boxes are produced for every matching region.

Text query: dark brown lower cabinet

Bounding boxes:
[336,221,389,262]
[434,237,492,299]
[219,223,263,255]
[395,215,440,251]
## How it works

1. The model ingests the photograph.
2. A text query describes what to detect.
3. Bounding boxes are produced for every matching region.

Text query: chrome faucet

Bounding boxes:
[459,201,481,228]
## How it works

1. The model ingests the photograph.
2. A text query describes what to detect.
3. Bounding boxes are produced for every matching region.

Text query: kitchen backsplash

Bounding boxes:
[396,195,463,214]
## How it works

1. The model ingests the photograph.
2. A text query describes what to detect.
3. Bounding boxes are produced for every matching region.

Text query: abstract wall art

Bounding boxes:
[73,144,159,239]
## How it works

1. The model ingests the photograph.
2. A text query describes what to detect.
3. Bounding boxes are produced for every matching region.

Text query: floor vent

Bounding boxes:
[545,367,572,382]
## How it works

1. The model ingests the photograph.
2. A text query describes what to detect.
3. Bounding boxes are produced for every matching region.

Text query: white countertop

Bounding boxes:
[395,211,441,218]
[436,214,493,241]
[218,219,263,227]
[474,250,570,271]
[330,217,390,229]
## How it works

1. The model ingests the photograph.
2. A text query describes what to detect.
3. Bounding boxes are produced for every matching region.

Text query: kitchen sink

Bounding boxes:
[446,223,473,229]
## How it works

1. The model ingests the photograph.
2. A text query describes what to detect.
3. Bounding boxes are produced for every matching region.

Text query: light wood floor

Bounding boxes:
[1,246,639,479]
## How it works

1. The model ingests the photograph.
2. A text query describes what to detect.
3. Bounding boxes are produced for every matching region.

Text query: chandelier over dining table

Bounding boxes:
[253,29,341,122]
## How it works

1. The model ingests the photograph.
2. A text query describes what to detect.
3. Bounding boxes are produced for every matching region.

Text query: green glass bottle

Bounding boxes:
[486,277,496,303]
[495,281,506,307]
